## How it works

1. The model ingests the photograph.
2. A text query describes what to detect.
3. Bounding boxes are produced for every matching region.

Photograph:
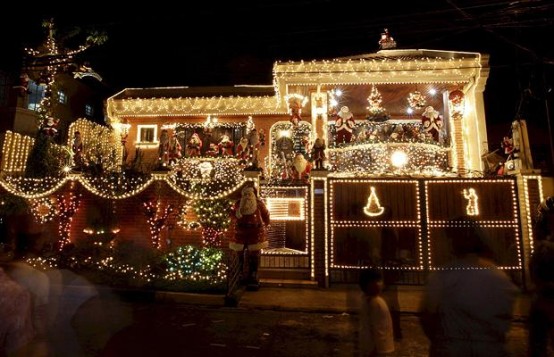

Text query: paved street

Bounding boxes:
[71,296,527,357]
[10,280,532,356]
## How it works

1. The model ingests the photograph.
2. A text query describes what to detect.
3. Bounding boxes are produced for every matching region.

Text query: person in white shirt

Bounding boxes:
[358,267,395,357]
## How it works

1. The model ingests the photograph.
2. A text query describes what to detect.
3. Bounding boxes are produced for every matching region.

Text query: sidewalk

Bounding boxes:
[154,283,532,320]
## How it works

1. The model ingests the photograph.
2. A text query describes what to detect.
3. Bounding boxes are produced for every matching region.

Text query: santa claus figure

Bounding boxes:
[158,129,170,166]
[229,184,271,289]
[186,133,202,157]
[168,134,182,164]
[72,131,84,169]
[42,116,59,138]
[335,106,356,144]
[218,134,234,156]
[421,106,443,142]
[311,137,326,170]
[246,129,261,169]
[206,143,219,157]
[236,136,251,163]
[288,97,303,126]
[292,152,312,181]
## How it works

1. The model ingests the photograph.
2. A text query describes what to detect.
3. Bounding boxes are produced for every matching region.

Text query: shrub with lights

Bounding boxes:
[192,198,233,247]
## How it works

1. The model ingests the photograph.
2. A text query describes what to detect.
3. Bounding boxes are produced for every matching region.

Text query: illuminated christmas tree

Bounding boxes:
[23,19,107,178]
[363,187,385,217]
[366,85,389,121]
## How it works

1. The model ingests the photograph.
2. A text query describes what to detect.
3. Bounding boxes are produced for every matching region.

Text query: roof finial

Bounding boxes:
[378,28,397,50]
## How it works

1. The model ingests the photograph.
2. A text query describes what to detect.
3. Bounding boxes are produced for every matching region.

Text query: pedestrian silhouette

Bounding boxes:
[358,267,395,356]
[528,196,554,357]
[419,215,519,357]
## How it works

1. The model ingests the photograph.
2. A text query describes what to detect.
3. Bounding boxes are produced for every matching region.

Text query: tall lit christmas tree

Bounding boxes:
[23,19,107,178]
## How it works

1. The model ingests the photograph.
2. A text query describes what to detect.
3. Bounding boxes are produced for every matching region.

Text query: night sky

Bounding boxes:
[1,1,552,165]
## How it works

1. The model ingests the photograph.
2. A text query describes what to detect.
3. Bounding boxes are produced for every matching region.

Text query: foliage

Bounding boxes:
[192,198,233,231]
[24,134,65,178]
[26,242,227,293]
[0,194,28,217]
[154,245,227,291]
[81,124,119,174]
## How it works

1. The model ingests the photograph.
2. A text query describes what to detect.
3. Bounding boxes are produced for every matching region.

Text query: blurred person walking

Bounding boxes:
[419,216,519,357]
[528,196,554,357]
[0,260,35,357]
[358,267,395,357]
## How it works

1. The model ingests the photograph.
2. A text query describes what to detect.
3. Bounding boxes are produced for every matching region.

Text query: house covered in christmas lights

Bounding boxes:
[0,32,546,289]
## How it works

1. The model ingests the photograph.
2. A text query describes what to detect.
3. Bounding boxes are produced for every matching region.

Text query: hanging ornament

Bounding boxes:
[449,89,464,105]
[30,196,58,224]
[408,89,427,110]
[449,89,465,117]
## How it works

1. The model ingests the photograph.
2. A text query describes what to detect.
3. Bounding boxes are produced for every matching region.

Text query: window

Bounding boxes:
[137,125,158,145]
[27,80,45,111]
[57,90,67,104]
[85,104,94,117]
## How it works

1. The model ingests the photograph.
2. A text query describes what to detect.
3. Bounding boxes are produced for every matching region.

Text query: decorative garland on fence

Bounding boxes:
[0,158,247,200]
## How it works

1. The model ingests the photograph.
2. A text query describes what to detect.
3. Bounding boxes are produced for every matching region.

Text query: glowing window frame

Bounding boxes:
[136,124,158,146]
[266,197,305,221]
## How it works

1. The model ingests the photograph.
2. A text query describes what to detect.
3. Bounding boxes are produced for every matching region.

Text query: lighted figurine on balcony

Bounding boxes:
[186,132,202,157]
[158,129,170,167]
[236,136,251,164]
[258,128,266,146]
[168,133,182,164]
[42,116,60,139]
[291,152,312,182]
[229,184,271,290]
[288,97,303,127]
[206,143,219,157]
[72,131,84,170]
[245,129,261,170]
[311,137,327,170]
[218,134,234,157]
[335,106,356,144]
[421,106,443,143]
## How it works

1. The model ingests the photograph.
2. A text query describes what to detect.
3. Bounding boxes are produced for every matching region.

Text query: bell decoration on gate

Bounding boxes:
[363,186,385,217]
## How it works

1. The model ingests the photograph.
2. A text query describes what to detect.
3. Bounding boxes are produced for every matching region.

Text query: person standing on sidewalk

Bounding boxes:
[419,216,519,357]
[528,196,554,357]
[358,267,395,357]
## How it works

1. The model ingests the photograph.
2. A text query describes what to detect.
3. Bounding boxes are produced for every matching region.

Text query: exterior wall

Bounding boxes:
[0,172,540,290]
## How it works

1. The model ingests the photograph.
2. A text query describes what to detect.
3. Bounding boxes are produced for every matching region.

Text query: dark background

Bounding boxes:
[1,1,552,172]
